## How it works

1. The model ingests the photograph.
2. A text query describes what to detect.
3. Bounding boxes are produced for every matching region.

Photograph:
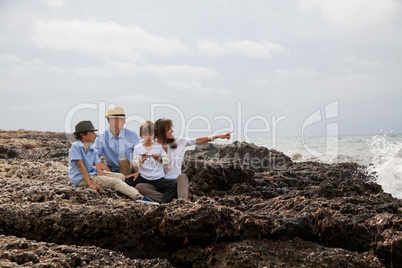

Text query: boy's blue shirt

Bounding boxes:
[68,140,100,187]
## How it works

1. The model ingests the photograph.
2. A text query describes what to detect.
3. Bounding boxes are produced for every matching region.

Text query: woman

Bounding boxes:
[135,118,232,202]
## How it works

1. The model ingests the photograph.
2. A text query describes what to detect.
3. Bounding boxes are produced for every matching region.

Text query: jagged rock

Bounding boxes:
[0,130,401,267]
[218,141,292,171]
[0,235,174,267]
[183,159,255,196]
[206,238,384,268]
[185,141,292,172]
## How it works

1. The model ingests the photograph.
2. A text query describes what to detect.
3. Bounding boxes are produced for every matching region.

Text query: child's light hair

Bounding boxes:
[139,121,155,137]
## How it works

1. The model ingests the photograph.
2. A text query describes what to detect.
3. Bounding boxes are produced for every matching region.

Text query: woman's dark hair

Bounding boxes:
[155,118,177,149]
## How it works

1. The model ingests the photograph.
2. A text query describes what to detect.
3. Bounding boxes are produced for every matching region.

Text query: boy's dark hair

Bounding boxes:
[155,118,177,149]
[139,121,155,137]
[73,121,97,141]
[73,131,88,141]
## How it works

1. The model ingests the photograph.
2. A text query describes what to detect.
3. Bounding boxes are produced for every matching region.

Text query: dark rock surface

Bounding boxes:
[0,235,173,267]
[0,129,401,267]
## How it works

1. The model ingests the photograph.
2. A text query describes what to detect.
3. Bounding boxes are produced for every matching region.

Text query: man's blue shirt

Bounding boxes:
[68,140,100,187]
[94,128,140,172]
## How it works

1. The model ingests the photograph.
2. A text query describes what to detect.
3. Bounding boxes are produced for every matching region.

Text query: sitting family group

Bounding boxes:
[68,106,232,205]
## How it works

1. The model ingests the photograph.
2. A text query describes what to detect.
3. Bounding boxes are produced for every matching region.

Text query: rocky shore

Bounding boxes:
[0,129,401,267]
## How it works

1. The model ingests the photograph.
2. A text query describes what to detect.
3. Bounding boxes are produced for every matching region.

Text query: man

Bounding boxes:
[94,107,140,175]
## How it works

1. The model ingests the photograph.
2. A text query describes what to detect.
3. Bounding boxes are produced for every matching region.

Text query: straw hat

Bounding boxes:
[105,107,128,119]
[74,121,98,135]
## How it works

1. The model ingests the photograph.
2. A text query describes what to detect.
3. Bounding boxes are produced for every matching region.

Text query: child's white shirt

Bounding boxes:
[132,142,169,180]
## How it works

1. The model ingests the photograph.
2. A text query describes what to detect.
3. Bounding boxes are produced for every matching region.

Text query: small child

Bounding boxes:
[68,120,158,205]
[125,121,177,203]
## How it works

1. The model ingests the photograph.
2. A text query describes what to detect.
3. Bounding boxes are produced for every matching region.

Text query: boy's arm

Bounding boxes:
[128,146,141,180]
[93,136,103,158]
[97,162,110,172]
[94,162,105,176]
[94,137,110,172]
[76,160,102,192]
[132,157,141,168]
[132,146,143,168]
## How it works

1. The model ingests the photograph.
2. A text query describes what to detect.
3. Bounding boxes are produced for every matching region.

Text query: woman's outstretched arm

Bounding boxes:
[195,131,233,145]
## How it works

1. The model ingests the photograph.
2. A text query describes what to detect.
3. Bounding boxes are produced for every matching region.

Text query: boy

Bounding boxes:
[68,120,158,205]
[125,121,177,204]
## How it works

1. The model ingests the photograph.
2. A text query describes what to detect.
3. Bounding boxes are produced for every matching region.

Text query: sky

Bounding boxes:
[0,0,401,141]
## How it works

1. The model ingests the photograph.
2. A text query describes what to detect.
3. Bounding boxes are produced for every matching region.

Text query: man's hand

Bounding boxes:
[126,171,140,181]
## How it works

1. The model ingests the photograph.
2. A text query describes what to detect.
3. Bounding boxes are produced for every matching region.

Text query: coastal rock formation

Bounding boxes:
[0,129,401,267]
[0,235,173,267]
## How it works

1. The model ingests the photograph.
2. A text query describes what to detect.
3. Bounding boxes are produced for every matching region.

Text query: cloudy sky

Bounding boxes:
[0,0,401,140]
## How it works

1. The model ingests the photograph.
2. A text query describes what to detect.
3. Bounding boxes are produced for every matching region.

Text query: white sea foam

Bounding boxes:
[247,133,402,199]
[367,133,402,199]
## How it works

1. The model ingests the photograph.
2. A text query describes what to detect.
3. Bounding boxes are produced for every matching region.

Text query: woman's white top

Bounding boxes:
[164,137,196,180]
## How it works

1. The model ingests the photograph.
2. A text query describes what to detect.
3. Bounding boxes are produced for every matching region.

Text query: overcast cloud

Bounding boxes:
[0,0,401,139]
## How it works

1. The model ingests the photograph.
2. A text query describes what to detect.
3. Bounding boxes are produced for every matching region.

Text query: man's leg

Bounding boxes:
[118,158,132,176]
[176,174,189,200]
[136,183,164,203]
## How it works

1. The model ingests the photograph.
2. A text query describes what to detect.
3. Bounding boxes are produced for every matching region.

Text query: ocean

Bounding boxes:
[215,133,402,199]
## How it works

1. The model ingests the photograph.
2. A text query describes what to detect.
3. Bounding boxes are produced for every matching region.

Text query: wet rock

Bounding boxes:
[185,142,223,159]
[0,130,401,267]
[371,216,402,268]
[0,235,174,267]
[183,159,255,196]
[206,238,384,268]
[185,141,292,172]
[218,141,292,171]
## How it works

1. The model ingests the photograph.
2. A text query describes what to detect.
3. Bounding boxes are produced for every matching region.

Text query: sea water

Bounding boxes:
[365,133,402,199]
[236,133,402,199]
